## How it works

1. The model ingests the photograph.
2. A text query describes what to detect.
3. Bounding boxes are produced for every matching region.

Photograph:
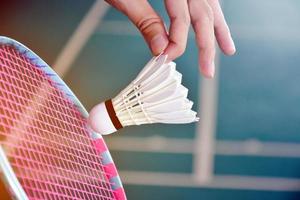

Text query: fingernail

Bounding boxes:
[208,60,215,78]
[229,34,236,55]
[230,38,236,53]
[150,34,168,55]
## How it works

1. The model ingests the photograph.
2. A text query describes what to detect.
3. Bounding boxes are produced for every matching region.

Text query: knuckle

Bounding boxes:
[192,6,214,29]
[190,3,214,26]
[199,41,215,52]
[170,14,191,26]
[203,6,214,23]
[136,16,163,34]
[182,15,191,26]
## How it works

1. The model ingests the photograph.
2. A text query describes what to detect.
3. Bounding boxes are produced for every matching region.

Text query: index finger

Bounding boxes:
[106,0,169,55]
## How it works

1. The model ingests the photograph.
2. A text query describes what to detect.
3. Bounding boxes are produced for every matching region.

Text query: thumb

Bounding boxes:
[106,0,169,55]
[138,18,169,55]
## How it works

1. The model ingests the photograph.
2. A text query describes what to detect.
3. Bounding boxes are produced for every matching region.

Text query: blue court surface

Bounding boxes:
[1,0,300,199]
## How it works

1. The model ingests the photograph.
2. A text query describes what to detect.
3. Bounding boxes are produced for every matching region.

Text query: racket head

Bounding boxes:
[0,36,126,200]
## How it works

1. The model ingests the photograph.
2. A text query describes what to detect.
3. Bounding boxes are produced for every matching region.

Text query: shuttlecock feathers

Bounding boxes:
[88,55,199,135]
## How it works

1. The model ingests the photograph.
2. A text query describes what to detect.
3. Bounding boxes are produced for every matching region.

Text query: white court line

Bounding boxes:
[229,24,300,41]
[217,140,300,157]
[119,170,300,191]
[193,0,224,183]
[193,51,220,184]
[105,136,300,158]
[96,20,300,41]
[53,0,110,77]
[106,136,194,154]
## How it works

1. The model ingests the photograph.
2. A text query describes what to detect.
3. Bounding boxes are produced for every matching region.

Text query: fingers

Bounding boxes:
[163,0,190,61]
[207,0,235,55]
[106,0,168,55]
[188,0,216,78]
[107,0,235,78]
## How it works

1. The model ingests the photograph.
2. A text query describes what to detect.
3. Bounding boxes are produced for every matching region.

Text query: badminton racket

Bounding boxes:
[0,36,126,200]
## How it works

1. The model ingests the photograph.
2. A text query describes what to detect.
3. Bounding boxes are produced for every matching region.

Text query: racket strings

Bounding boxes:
[0,49,89,132]
[10,160,112,199]
[0,72,110,177]
[0,48,102,163]
[0,45,116,199]
[0,101,115,198]
[0,54,112,199]
[0,95,105,165]
[2,133,109,184]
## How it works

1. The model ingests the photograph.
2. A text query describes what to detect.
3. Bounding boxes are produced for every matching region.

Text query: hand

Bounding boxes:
[106,0,236,78]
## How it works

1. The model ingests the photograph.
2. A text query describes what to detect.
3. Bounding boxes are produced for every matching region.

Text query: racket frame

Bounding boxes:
[0,36,126,200]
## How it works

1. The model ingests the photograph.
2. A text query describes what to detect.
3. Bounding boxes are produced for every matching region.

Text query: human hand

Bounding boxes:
[106,0,236,78]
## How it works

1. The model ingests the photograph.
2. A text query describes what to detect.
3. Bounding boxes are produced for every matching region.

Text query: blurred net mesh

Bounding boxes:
[0,45,115,200]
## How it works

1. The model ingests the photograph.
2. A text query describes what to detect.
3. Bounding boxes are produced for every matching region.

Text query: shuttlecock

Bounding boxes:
[88,55,199,135]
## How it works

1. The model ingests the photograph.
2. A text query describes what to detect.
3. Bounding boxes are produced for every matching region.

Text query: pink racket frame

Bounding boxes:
[0,36,126,200]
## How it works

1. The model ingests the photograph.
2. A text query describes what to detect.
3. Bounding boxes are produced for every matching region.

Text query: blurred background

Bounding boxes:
[1,0,300,199]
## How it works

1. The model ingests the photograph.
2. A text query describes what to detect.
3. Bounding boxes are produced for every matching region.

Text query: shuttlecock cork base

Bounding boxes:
[88,55,199,135]
[88,100,123,135]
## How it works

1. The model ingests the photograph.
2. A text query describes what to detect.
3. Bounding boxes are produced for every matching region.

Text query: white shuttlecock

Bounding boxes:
[88,55,199,135]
